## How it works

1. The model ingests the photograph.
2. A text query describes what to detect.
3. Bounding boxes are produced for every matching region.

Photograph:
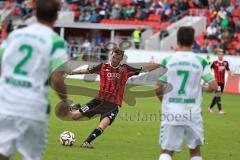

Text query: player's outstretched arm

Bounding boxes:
[141,63,161,72]
[68,63,102,75]
[68,69,91,75]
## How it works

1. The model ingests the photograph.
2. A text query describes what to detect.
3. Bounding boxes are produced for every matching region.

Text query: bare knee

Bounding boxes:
[99,117,111,130]
[190,145,201,157]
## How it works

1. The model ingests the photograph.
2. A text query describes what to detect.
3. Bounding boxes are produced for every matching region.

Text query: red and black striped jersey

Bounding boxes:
[211,60,230,83]
[88,63,142,106]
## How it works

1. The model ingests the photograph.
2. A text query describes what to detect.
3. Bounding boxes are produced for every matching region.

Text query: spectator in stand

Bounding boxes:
[161,0,171,21]
[227,15,236,36]
[208,42,215,54]
[111,5,121,19]
[200,39,209,53]
[213,15,221,26]
[192,0,201,7]
[163,0,171,15]
[203,7,212,25]
[220,16,229,29]
[216,25,223,39]
[192,40,201,53]
[98,8,107,19]
[207,22,217,40]
[79,11,91,22]
[136,0,146,9]
[90,10,99,23]
[82,39,92,61]
[217,6,227,20]
[171,5,180,17]
[200,0,209,7]
[226,0,236,13]
[177,0,190,13]
[123,5,135,20]
[95,34,104,46]
[149,1,162,15]
[214,0,224,11]
[99,42,108,61]
[209,5,218,20]
[135,6,142,20]
[137,8,149,21]
[144,0,152,8]
[218,38,227,52]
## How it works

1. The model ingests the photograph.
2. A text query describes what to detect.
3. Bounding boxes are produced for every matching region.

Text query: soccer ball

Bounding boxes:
[59,131,76,146]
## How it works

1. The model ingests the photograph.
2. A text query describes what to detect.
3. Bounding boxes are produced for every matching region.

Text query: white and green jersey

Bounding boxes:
[159,52,214,125]
[0,23,68,122]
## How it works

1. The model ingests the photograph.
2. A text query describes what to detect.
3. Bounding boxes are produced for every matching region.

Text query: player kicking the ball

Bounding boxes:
[155,27,218,160]
[66,47,160,148]
[0,0,68,159]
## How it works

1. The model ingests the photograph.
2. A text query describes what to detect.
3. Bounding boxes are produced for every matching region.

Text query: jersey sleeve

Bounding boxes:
[0,40,7,62]
[196,55,214,83]
[126,64,142,77]
[202,63,215,83]
[158,75,167,84]
[157,55,172,83]
[225,61,230,71]
[161,55,173,68]
[50,35,68,72]
[88,63,103,74]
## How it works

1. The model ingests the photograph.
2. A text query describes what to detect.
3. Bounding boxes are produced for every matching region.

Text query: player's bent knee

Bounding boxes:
[0,154,9,160]
[99,117,111,129]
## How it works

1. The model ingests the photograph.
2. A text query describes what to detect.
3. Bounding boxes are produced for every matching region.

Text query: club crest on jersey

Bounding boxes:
[119,66,124,72]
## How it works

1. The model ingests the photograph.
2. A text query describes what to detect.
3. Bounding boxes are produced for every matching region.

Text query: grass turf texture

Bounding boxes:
[18,79,239,160]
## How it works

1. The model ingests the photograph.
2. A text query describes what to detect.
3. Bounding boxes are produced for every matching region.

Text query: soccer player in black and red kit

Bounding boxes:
[68,47,161,148]
[208,49,234,115]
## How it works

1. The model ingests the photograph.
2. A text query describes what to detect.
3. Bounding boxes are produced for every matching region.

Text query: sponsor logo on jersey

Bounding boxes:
[107,73,121,80]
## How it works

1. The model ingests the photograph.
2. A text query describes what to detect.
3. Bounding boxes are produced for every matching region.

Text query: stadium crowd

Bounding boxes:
[0,0,239,55]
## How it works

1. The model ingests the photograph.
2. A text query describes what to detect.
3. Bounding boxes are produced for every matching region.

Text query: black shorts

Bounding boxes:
[217,82,225,93]
[79,98,119,125]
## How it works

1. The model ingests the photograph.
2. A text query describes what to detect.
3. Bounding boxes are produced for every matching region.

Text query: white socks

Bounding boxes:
[159,154,202,160]
[159,153,172,160]
[191,156,202,160]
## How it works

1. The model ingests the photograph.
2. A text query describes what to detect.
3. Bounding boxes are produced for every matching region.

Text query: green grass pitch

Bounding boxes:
[26,79,240,160]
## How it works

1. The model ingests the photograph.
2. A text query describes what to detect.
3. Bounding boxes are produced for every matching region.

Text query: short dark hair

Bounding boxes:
[177,26,195,47]
[112,47,124,57]
[36,0,61,22]
[217,48,225,54]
